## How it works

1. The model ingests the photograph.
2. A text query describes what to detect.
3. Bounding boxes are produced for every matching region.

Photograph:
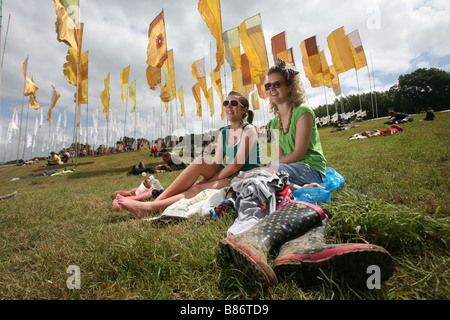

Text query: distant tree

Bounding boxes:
[397,68,450,113]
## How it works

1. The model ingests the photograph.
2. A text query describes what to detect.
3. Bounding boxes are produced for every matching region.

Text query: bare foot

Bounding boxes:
[113,198,123,212]
[111,190,133,199]
[116,194,148,219]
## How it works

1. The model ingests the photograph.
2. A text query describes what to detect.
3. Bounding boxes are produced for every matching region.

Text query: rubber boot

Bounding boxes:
[272,220,395,288]
[219,201,328,289]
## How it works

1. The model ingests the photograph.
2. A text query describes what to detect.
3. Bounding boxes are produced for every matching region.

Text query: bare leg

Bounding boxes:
[156,158,219,201]
[117,179,230,219]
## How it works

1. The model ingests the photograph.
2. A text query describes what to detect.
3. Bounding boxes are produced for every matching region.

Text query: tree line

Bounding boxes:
[313,67,450,119]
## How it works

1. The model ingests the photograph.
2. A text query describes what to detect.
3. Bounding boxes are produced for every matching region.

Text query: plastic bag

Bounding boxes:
[292,167,345,205]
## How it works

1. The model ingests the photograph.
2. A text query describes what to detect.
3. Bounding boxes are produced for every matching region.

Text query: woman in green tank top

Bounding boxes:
[116,91,261,219]
[265,59,327,187]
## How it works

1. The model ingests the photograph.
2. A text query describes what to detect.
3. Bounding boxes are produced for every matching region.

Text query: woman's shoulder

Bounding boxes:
[293,104,315,118]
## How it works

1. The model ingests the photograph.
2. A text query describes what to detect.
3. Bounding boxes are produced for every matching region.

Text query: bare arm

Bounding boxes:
[278,112,313,164]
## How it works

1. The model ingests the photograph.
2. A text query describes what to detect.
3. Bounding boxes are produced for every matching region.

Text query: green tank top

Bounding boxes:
[222,123,261,172]
[271,104,327,175]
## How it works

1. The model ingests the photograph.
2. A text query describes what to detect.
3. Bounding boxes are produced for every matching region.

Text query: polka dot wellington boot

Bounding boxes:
[272,220,395,288]
[219,201,328,289]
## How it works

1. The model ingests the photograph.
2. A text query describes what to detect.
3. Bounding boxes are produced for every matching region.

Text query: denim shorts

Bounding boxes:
[269,163,324,186]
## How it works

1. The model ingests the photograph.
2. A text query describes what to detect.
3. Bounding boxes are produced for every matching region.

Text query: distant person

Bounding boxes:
[386,111,413,124]
[46,152,62,166]
[424,107,435,121]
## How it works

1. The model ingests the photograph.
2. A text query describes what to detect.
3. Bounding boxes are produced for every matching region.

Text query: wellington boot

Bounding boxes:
[219,201,328,289]
[272,220,395,288]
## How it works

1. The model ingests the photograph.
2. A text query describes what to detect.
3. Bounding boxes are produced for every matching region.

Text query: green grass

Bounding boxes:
[0,111,448,300]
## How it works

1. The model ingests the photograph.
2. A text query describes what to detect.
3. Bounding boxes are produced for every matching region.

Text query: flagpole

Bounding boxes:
[16,60,28,164]
[370,51,379,118]
[355,69,363,113]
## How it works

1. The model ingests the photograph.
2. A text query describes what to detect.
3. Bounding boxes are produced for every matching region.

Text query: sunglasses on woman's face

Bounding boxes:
[223,100,243,108]
[264,81,288,91]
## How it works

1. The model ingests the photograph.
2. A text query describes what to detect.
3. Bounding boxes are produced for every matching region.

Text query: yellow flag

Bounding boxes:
[147,11,168,68]
[192,83,202,118]
[120,66,130,104]
[208,87,214,116]
[167,49,177,101]
[238,14,269,84]
[129,80,136,112]
[63,47,78,86]
[48,85,61,124]
[211,69,223,102]
[146,65,162,90]
[101,73,110,119]
[347,29,368,70]
[28,93,40,111]
[198,0,223,72]
[178,86,185,117]
[300,39,323,88]
[22,56,28,78]
[327,26,355,74]
[223,27,243,93]
[24,76,39,96]
[53,0,79,49]
[77,50,88,104]
[223,27,241,71]
[251,90,260,110]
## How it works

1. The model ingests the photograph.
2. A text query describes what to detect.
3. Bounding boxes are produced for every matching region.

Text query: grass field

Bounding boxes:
[0,111,448,300]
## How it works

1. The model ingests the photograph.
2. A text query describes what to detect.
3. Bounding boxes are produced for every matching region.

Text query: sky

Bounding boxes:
[0,0,449,162]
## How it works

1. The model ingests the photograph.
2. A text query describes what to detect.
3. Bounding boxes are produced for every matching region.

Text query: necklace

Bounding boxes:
[278,107,294,135]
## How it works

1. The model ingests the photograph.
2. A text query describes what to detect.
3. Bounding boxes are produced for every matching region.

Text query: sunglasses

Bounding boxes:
[223,100,243,108]
[264,81,288,91]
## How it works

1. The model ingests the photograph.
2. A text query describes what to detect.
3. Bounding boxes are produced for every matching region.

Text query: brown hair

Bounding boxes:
[227,91,254,124]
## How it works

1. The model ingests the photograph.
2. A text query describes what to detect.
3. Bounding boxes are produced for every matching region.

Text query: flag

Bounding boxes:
[48,85,61,124]
[101,73,110,119]
[22,56,28,78]
[327,26,355,74]
[77,50,88,104]
[192,58,208,98]
[146,65,162,90]
[300,38,323,88]
[53,0,80,49]
[198,0,223,72]
[223,27,244,93]
[167,49,177,101]
[146,11,168,68]
[63,47,78,86]
[347,29,368,70]
[24,76,39,96]
[251,90,260,110]
[223,27,241,71]
[129,80,136,112]
[192,82,202,118]
[120,66,130,104]
[28,92,40,110]
[241,53,252,86]
[211,68,223,102]
[238,14,269,84]
[178,86,185,116]
[271,31,288,64]
[287,47,295,66]
[208,88,214,116]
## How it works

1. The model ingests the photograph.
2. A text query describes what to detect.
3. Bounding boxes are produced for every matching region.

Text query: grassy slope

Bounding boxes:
[0,111,448,300]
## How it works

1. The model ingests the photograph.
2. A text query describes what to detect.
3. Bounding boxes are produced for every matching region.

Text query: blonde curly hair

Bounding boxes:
[267,62,306,116]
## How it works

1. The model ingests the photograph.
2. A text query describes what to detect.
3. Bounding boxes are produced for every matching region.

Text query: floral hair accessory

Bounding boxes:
[275,58,299,82]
